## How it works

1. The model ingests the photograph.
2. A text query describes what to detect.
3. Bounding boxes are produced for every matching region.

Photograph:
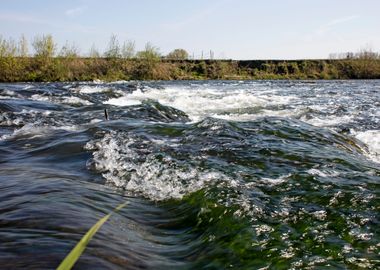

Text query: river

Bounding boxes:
[0,80,379,269]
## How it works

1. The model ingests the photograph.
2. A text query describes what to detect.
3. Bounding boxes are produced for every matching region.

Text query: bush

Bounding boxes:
[166,49,189,60]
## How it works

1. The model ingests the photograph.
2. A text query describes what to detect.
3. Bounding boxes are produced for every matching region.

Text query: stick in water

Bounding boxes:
[104,108,109,120]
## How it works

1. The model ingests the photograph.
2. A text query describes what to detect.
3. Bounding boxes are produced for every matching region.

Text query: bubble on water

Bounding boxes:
[346,257,374,268]
[280,246,295,259]
[329,191,343,206]
[308,256,327,266]
[312,210,327,221]
[254,224,274,236]
[349,228,373,241]
[343,244,353,254]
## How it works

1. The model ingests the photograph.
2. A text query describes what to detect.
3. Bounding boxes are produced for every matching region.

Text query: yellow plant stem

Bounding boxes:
[57,201,128,270]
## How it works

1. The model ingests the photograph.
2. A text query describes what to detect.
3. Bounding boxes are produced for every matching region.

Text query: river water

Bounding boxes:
[0,80,379,269]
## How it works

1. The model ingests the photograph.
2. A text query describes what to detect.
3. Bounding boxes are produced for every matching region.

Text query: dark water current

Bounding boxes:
[0,80,379,269]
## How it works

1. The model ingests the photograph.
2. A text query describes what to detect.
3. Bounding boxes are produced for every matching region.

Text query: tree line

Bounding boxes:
[329,48,380,60]
[0,34,189,60]
[0,34,379,82]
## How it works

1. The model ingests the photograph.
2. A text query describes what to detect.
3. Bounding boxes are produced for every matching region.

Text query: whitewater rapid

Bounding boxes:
[101,81,380,164]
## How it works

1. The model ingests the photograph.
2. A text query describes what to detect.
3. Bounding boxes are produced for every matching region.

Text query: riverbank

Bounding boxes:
[1,57,380,82]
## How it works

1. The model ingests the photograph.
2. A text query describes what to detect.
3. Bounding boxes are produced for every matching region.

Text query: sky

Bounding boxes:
[0,0,379,59]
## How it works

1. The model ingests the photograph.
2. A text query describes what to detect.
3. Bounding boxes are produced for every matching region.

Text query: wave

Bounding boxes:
[84,116,373,202]
[104,86,299,122]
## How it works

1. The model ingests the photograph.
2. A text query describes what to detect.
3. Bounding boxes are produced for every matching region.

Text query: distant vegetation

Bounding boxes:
[0,34,380,82]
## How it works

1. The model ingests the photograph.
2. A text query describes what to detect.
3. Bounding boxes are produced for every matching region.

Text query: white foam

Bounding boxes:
[61,96,93,106]
[22,84,33,90]
[301,115,354,127]
[31,94,93,106]
[104,87,298,122]
[0,115,23,126]
[92,79,104,84]
[346,257,374,268]
[85,133,221,200]
[90,119,102,124]
[104,97,141,106]
[312,210,327,221]
[17,109,52,116]
[85,132,262,218]
[111,80,129,84]
[280,247,295,259]
[0,123,81,141]
[354,130,380,163]
[74,85,111,94]
[31,94,50,102]
[1,90,18,97]
[307,168,340,178]
[0,124,49,140]
[259,174,290,186]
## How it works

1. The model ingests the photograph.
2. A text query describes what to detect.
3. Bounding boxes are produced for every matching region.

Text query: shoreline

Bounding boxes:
[1,58,380,82]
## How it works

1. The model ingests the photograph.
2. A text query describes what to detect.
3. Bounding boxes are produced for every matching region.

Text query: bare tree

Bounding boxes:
[18,34,29,57]
[88,43,100,58]
[104,34,121,58]
[0,36,17,58]
[59,41,80,58]
[357,46,379,60]
[121,40,135,59]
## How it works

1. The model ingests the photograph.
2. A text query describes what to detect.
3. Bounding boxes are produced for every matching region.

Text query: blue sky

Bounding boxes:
[0,0,379,59]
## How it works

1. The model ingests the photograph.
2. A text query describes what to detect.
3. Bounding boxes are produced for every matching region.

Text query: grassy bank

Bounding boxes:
[1,57,380,82]
[1,34,379,82]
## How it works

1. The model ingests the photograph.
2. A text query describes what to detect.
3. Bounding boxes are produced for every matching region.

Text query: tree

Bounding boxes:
[133,42,161,80]
[0,36,17,58]
[121,40,135,59]
[0,36,22,82]
[32,34,56,58]
[18,34,28,57]
[88,44,100,58]
[166,48,189,60]
[59,41,80,58]
[136,42,160,61]
[357,47,379,60]
[104,34,121,58]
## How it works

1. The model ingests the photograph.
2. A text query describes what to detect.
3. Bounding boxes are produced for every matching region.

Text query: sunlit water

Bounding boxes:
[0,80,379,269]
